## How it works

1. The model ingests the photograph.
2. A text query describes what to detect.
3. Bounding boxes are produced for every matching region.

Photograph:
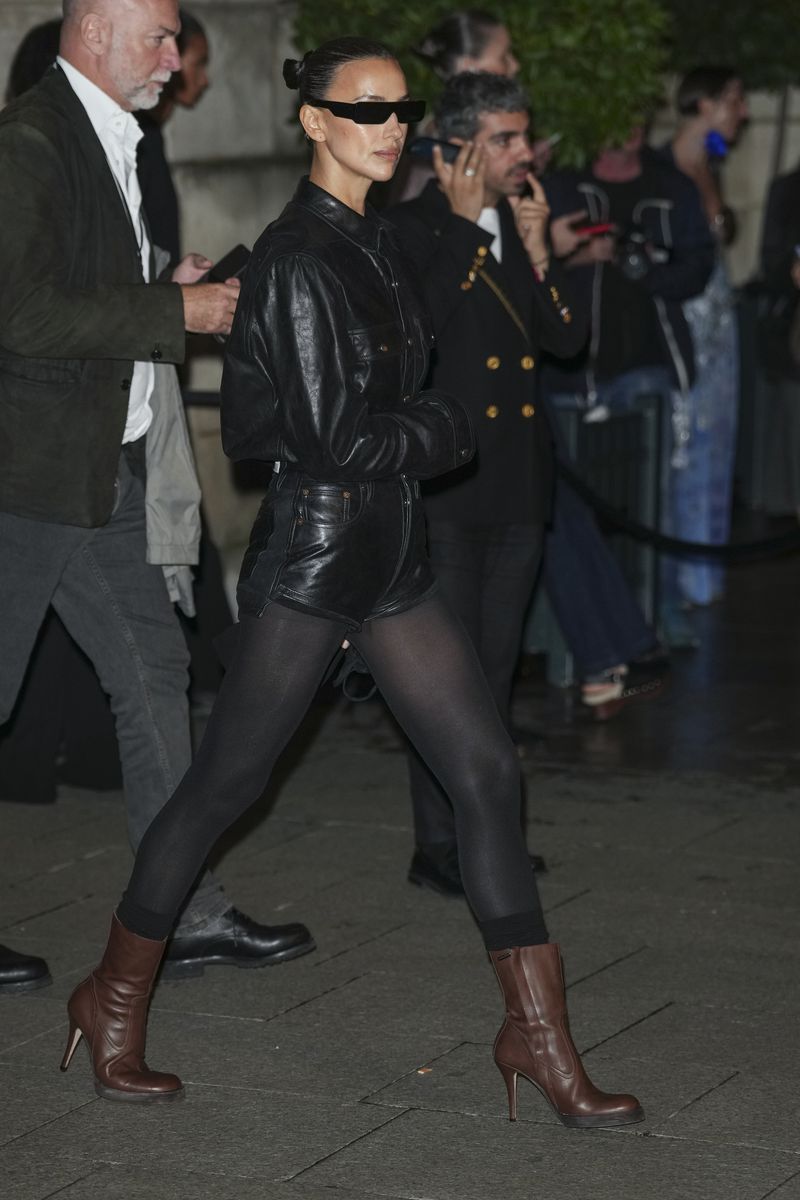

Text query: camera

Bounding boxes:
[616,223,669,282]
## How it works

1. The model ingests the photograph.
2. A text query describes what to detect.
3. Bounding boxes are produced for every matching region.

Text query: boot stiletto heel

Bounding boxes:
[496,1061,518,1121]
[59,1022,82,1072]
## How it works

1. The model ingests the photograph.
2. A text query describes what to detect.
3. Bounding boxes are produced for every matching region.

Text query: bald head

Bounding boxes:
[60,0,180,111]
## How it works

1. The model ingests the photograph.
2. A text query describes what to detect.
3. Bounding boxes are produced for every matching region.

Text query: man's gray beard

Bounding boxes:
[126,82,165,111]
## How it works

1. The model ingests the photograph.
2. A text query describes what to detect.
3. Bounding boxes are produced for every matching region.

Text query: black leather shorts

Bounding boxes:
[237,466,437,630]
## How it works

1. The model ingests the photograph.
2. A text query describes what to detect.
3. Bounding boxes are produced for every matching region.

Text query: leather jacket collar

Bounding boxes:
[291,176,391,251]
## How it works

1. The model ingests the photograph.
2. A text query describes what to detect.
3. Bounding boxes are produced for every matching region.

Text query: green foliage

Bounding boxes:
[508,0,669,164]
[292,0,669,166]
[662,0,800,91]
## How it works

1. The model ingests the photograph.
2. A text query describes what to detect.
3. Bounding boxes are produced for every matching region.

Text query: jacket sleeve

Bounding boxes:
[643,176,715,303]
[531,260,589,358]
[221,252,474,482]
[387,206,492,337]
[0,121,184,362]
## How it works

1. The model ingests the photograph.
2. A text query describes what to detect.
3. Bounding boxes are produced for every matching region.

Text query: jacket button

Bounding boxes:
[379,343,389,352]
[407,337,413,346]
[460,281,472,291]
[486,356,500,370]
[476,246,489,258]
[403,394,411,402]
[459,448,470,457]
[121,378,131,390]
[521,404,535,418]
[486,405,499,419]
[521,356,535,370]
[151,346,163,361]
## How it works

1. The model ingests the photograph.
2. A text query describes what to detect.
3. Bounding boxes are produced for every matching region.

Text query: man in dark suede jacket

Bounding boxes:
[0,0,315,992]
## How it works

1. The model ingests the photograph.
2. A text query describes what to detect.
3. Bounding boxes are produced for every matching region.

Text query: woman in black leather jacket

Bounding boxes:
[63,37,641,1131]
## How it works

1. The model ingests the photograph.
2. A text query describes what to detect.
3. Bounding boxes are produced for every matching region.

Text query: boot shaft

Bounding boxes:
[95,915,167,998]
[489,943,567,1027]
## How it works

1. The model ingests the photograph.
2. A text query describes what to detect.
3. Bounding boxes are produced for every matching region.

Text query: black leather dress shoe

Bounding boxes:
[408,841,547,898]
[0,944,52,994]
[161,908,316,980]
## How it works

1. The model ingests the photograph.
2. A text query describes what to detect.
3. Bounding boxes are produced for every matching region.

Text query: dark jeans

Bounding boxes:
[408,521,542,846]
[0,450,229,933]
[543,371,663,676]
[543,473,656,677]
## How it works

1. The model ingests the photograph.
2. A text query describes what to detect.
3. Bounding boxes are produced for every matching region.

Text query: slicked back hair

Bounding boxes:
[435,71,530,142]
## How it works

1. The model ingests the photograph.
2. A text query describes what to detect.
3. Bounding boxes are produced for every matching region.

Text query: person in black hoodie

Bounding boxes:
[543,127,715,651]
[544,126,714,410]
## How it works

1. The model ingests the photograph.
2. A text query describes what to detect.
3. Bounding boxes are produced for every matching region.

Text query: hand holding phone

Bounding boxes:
[198,244,251,285]
[431,140,485,224]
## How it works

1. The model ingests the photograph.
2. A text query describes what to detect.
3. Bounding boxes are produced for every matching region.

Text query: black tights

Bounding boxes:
[118,595,547,949]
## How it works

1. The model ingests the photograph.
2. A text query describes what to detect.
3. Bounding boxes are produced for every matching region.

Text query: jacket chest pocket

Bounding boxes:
[348,322,407,361]
[298,483,367,527]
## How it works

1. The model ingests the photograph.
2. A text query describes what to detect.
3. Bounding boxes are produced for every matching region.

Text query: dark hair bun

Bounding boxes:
[282,57,304,90]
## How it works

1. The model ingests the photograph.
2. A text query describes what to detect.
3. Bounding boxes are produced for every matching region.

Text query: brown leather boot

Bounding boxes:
[60,915,183,1103]
[489,943,643,1128]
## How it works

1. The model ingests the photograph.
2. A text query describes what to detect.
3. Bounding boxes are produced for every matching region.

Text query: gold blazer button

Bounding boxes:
[486,356,500,370]
[460,281,472,290]
[521,355,535,370]
[486,405,499,419]
[521,404,535,418]
[477,245,489,257]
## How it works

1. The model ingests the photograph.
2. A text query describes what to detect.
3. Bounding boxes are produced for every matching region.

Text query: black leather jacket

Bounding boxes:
[220,178,475,627]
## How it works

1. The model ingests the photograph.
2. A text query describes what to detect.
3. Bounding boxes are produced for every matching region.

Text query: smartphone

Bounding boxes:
[408,136,460,164]
[572,222,615,237]
[199,244,251,284]
[198,244,251,343]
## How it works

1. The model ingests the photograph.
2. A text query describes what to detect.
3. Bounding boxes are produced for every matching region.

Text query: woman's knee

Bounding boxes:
[450,739,521,813]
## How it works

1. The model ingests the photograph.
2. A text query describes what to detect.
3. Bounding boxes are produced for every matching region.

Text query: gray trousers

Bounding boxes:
[0,450,229,933]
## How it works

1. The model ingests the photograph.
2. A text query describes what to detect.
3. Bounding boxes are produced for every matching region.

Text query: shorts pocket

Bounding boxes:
[298,483,367,527]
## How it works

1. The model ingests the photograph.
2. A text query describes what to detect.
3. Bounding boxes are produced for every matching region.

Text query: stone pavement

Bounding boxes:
[1,557,800,1200]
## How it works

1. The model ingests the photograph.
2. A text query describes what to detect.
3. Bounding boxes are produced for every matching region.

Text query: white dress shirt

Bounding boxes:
[477,206,502,263]
[58,57,155,444]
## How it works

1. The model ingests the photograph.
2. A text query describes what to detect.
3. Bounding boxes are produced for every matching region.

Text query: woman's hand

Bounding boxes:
[508,172,551,270]
[432,141,485,224]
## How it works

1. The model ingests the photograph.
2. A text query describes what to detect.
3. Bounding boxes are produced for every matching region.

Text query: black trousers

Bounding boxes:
[408,520,543,845]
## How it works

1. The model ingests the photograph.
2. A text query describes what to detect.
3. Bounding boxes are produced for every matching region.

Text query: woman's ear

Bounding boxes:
[300,104,326,144]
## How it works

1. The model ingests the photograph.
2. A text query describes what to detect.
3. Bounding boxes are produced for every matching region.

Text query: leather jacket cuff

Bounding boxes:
[423,389,476,472]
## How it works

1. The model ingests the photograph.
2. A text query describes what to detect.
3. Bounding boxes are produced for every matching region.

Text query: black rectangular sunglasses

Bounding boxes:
[305,98,426,124]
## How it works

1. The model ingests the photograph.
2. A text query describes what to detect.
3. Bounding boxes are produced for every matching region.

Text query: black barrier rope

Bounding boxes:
[557,459,800,562]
